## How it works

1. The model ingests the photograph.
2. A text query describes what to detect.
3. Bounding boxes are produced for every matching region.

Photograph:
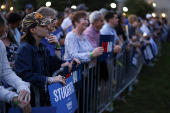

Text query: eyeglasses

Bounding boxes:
[0,32,7,40]
[49,18,58,23]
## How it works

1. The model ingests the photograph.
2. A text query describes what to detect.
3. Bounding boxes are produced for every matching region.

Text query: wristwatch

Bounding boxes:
[49,77,53,85]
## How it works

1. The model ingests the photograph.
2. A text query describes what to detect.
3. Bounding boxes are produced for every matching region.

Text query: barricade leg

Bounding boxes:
[97,62,100,112]
[93,66,97,113]
[0,102,1,113]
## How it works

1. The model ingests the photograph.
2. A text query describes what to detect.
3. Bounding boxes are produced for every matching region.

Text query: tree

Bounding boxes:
[124,0,153,18]
[12,0,36,11]
[11,0,117,12]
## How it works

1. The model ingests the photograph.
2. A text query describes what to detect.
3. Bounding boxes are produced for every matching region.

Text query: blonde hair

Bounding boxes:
[128,14,138,24]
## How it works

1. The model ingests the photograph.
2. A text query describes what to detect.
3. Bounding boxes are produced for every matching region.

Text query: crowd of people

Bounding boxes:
[0,3,169,113]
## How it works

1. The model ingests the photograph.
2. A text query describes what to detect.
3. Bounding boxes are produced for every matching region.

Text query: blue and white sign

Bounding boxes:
[150,38,158,56]
[48,76,78,113]
[99,35,114,61]
[64,64,82,91]
[131,48,138,67]
[8,107,57,113]
[65,25,73,34]
[51,26,63,36]
[142,44,155,64]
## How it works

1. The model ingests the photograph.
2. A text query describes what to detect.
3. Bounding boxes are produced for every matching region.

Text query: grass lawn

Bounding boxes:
[107,43,170,113]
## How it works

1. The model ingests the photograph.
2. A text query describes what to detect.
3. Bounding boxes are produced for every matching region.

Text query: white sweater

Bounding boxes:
[0,40,30,103]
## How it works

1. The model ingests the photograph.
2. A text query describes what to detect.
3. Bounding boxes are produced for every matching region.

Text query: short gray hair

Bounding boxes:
[89,11,102,24]
[37,7,57,18]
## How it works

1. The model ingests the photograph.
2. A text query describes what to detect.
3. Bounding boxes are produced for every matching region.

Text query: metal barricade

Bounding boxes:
[18,46,145,113]
[30,84,41,107]
[0,84,41,113]
[51,60,114,113]
[50,47,145,113]
[0,44,158,113]
[97,58,114,113]
[113,47,144,101]
[1,87,15,113]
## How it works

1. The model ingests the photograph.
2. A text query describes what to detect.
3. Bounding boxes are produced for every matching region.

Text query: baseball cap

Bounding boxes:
[64,7,70,13]
[77,4,88,11]
[146,13,152,19]
[99,8,108,14]
[22,12,51,32]
[25,4,33,10]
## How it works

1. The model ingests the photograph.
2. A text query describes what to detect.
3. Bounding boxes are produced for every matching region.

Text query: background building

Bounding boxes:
[146,0,170,22]
[116,0,170,22]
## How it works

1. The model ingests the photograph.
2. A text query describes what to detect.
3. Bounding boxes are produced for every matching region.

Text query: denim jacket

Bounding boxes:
[15,42,62,89]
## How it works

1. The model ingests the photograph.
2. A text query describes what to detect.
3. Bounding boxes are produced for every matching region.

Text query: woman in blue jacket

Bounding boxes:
[15,12,80,106]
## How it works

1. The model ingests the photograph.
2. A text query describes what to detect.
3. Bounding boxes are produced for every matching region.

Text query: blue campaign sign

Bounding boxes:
[142,44,155,64]
[99,35,114,61]
[131,48,138,67]
[51,27,63,36]
[150,38,158,56]
[48,76,78,113]
[65,25,73,34]
[63,64,82,91]
[8,107,57,113]
[115,40,130,59]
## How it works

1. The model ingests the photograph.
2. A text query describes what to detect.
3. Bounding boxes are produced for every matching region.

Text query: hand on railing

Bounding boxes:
[91,47,104,58]
[61,61,69,68]
[136,47,140,57]
[18,89,31,104]
[71,58,81,67]
[61,61,72,72]
[12,96,31,113]
[68,58,81,72]
[145,40,151,45]
[61,58,81,72]
[48,75,66,86]
[131,42,141,47]
[125,42,131,51]
[113,45,122,53]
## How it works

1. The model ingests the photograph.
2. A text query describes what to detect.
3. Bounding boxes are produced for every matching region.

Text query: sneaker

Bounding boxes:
[132,79,139,85]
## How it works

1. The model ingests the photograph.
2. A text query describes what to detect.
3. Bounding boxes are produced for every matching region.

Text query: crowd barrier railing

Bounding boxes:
[0,44,158,113]
[50,46,145,113]
[1,87,15,113]
[0,84,40,113]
